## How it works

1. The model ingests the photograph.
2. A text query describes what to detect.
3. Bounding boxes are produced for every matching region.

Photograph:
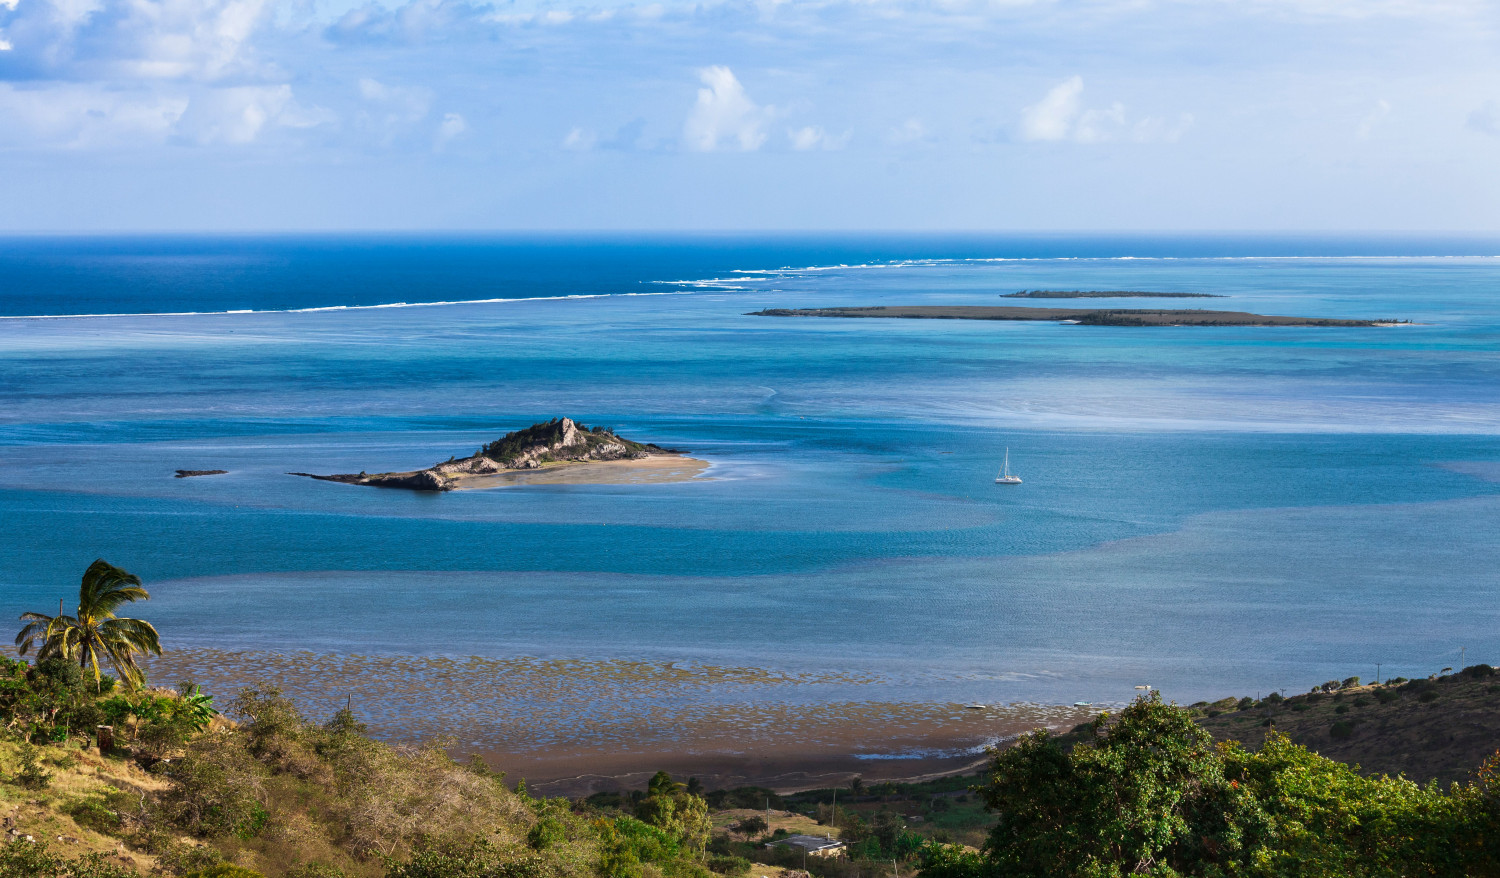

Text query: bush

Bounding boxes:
[526,818,566,850]
[1420,690,1439,703]
[63,793,125,835]
[1329,721,1356,740]
[706,856,750,876]
[0,840,136,878]
[1340,676,1361,689]
[1236,697,1254,711]
[1263,692,1284,705]
[1374,688,1399,704]
[12,743,52,789]
[184,866,267,878]
[1461,664,1495,679]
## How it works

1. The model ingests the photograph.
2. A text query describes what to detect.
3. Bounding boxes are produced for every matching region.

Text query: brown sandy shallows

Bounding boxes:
[141,649,1098,796]
[452,455,710,488]
[750,306,1390,327]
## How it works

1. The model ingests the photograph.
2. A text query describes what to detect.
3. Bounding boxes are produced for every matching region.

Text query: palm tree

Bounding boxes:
[15,559,163,691]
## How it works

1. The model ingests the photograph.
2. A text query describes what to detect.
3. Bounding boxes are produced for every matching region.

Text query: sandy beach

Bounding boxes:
[453,454,710,488]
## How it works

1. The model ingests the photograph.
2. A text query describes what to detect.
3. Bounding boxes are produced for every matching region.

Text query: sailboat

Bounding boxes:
[995,448,1022,484]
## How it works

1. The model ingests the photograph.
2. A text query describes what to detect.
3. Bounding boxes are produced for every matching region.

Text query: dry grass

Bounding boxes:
[1198,674,1500,785]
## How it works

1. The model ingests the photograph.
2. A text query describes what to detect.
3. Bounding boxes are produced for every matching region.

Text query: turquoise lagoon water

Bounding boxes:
[1,236,1499,714]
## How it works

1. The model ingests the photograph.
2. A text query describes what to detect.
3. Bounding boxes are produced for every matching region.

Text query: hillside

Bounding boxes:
[1195,669,1500,785]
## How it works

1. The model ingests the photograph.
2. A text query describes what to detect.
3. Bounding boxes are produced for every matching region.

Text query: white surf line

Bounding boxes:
[0,290,694,321]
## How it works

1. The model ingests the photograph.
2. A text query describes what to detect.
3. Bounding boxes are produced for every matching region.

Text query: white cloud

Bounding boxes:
[435,111,465,145]
[683,65,772,152]
[356,77,431,141]
[788,125,849,151]
[888,118,928,144]
[562,126,596,150]
[173,84,332,144]
[1357,99,1391,138]
[1020,77,1190,144]
[1467,101,1500,136]
[0,83,187,147]
[1020,76,1082,142]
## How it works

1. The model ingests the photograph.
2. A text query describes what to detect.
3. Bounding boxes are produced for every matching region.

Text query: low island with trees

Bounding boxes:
[749,306,1409,327]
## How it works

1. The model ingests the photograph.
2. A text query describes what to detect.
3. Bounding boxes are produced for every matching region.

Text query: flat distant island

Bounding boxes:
[1003,290,1225,299]
[292,418,705,492]
[750,305,1402,327]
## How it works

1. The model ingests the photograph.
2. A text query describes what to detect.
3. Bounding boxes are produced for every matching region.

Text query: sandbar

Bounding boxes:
[453,454,710,488]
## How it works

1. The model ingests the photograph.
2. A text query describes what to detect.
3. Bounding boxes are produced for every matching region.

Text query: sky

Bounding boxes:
[0,0,1498,231]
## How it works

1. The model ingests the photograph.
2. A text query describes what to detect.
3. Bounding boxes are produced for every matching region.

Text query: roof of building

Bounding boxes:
[766,835,846,852]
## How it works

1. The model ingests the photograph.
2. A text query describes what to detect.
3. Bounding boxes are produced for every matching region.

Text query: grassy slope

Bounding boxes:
[0,739,184,874]
[1196,674,1500,786]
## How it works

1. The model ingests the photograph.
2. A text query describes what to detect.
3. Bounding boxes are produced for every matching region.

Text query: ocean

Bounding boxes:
[2,234,1498,758]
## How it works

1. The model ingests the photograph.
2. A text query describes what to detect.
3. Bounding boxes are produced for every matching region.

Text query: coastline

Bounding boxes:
[141,648,1097,795]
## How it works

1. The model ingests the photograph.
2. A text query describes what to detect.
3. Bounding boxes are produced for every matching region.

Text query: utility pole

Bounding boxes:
[831,787,837,836]
[1461,646,1466,668]
[1376,663,1381,685]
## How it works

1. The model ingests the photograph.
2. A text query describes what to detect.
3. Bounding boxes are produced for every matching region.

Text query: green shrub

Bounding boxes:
[184,866,267,878]
[1329,721,1356,740]
[705,855,750,876]
[1236,697,1254,711]
[1374,688,1399,704]
[1420,690,1439,703]
[12,743,52,789]
[1461,664,1495,679]
[527,818,566,850]
[1335,705,1349,715]
[1340,676,1361,689]
[0,840,135,878]
[63,793,124,835]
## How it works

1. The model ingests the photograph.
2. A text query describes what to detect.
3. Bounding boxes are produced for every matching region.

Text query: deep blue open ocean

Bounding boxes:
[2,234,1499,715]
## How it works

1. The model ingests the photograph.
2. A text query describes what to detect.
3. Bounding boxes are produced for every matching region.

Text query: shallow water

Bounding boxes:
[1,236,1498,737]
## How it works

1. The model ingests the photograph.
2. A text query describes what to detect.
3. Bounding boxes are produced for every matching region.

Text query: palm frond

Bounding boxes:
[98,617,163,655]
[14,616,52,653]
[79,559,148,618]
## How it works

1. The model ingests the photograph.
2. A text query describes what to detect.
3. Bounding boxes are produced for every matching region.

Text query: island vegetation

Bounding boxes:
[4,561,1498,878]
[1001,291,1224,299]
[750,306,1406,328]
[292,418,688,492]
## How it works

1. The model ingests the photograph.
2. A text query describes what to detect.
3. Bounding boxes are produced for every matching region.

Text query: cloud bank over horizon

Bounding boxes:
[0,0,1497,230]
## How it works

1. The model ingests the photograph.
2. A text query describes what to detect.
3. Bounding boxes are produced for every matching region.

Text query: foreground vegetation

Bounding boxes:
[6,562,1498,877]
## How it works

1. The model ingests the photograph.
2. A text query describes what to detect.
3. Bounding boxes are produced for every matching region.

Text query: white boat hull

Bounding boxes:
[995,476,1022,484]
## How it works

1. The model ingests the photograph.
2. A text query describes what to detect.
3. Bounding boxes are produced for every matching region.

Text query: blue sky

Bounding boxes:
[1,0,1498,230]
